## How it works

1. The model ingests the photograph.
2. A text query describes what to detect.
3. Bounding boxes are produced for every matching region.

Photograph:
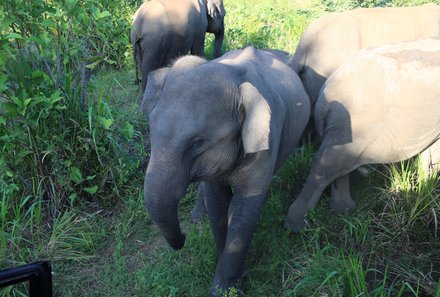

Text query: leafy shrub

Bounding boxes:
[0,0,141,255]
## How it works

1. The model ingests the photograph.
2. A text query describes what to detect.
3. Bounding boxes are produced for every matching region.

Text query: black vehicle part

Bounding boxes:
[0,261,53,297]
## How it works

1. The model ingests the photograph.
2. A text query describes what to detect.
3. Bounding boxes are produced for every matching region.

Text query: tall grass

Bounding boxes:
[1,0,439,296]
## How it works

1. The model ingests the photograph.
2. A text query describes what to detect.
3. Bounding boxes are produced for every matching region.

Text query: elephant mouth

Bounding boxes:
[191,167,233,183]
[191,152,242,183]
[192,175,203,182]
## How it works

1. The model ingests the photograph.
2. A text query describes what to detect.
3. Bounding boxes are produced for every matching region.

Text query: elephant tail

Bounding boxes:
[313,90,330,139]
[133,39,139,85]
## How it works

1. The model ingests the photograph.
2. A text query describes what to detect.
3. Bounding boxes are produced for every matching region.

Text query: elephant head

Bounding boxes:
[141,55,272,250]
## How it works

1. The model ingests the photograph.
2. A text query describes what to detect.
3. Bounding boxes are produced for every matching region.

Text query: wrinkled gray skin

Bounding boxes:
[131,0,226,98]
[285,38,440,232]
[289,4,440,108]
[190,48,291,223]
[141,47,310,296]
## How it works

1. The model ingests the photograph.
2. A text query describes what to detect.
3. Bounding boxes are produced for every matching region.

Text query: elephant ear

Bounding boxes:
[141,67,170,115]
[207,0,226,19]
[239,82,271,154]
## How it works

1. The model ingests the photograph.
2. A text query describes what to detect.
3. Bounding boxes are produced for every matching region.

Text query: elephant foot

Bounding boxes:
[191,205,207,223]
[285,206,307,233]
[210,278,244,297]
[329,175,356,214]
[356,166,371,177]
[210,266,248,297]
[285,198,311,232]
[284,215,307,233]
[328,198,356,214]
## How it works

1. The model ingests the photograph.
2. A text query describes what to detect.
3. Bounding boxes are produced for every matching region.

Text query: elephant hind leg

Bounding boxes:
[419,138,440,177]
[285,142,364,232]
[138,48,163,101]
[329,174,356,213]
[190,33,206,57]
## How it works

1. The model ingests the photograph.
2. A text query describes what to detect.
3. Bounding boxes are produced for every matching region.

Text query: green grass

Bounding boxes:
[2,0,440,296]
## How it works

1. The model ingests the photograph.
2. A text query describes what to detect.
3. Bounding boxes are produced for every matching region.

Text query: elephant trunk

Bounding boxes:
[144,153,188,250]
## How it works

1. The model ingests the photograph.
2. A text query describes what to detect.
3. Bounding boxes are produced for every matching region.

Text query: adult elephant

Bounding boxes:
[141,47,310,296]
[131,0,226,98]
[289,4,440,108]
[285,38,440,232]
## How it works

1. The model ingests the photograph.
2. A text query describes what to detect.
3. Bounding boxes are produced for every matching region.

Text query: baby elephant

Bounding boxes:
[131,0,226,98]
[141,47,310,296]
[285,38,440,232]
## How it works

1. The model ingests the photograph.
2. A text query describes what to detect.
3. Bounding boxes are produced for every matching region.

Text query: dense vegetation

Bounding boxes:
[1,0,439,296]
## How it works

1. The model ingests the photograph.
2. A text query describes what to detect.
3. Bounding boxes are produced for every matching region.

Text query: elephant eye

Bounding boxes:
[191,139,204,149]
[189,138,207,157]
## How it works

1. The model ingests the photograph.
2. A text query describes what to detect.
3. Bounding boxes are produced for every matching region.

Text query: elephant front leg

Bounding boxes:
[191,184,207,223]
[285,179,327,232]
[204,181,232,258]
[213,22,224,58]
[210,191,266,296]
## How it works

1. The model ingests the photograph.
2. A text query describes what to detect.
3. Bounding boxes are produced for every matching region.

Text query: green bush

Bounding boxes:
[1,0,135,203]
[0,0,144,273]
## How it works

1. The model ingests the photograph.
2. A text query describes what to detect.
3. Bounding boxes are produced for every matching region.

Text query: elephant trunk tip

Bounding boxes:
[165,232,186,250]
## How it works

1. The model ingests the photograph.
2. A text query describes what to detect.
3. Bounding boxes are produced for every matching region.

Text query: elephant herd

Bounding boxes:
[131,1,440,296]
